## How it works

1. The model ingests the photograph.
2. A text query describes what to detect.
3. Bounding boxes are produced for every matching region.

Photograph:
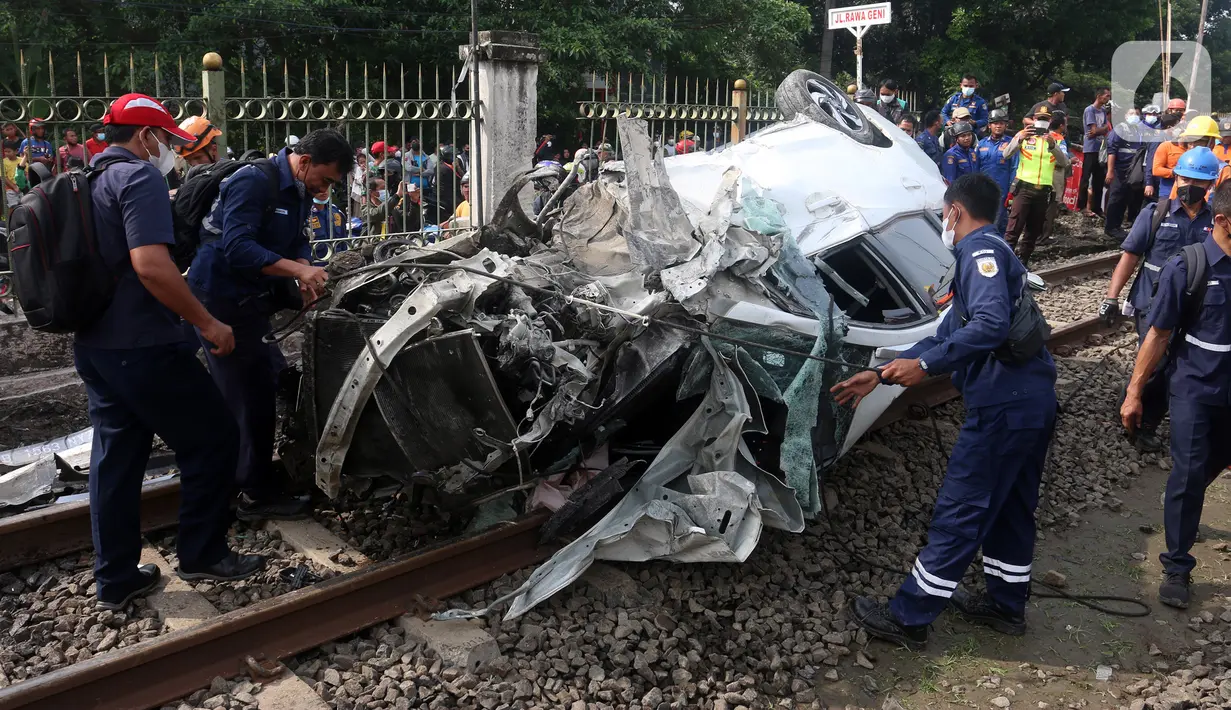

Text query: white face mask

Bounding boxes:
[1034,119,1051,131]
[961,86,975,97]
[941,208,958,250]
[1126,114,1141,125]
[143,130,175,176]
[1144,115,1159,126]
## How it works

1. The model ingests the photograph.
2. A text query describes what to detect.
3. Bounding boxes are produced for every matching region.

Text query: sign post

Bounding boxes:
[827,2,892,90]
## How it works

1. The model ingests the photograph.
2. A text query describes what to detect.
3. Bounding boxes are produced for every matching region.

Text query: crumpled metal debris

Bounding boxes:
[0,454,59,508]
[617,118,702,273]
[437,341,805,622]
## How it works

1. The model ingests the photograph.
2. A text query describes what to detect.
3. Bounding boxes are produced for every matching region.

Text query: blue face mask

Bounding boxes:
[313,197,329,205]
[1126,115,1141,125]
[961,86,975,97]
[1144,115,1159,126]
[377,189,388,202]
[95,133,106,141]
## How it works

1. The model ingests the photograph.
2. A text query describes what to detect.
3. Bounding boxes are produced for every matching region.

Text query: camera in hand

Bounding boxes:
[1032,120,1050,136]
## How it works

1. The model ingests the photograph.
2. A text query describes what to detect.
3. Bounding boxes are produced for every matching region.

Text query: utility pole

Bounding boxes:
[820,0,835,78]
[1164,0,1172,103]
[1189,0,1209,109]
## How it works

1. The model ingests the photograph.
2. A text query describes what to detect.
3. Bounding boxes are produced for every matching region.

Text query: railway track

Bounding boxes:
[0,251,1122,709]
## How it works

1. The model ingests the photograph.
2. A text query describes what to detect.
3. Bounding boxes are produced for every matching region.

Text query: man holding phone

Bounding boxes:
[1002,106,1072,265]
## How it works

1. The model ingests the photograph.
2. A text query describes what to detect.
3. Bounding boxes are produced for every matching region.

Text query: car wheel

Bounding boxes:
[775,70,879,146]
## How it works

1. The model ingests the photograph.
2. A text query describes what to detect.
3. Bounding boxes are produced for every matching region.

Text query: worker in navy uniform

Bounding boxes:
[942,121,979,185]
[307,188,348,265]
[1102,147,1219,453]
[75,93,265,610]
[190,129,353,522]
[832,174,1057,648]
[977,109,1016,233]
[1122,181,1231,609]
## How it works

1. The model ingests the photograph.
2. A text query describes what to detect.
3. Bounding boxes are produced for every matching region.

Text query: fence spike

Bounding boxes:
[325,60,330,99]
[304,59,310,97]
[382,63,387,100]
[283,58,289,97]
[128,52,135,93]
[102,52,108,97]
[76,52,83,96]
[344,61,350,100]
[178,55,185,98]
[154,53,161,97]
[362,62,368,100]
[240,54,247,98]
[19,49,26,95]
[48,51,55,97]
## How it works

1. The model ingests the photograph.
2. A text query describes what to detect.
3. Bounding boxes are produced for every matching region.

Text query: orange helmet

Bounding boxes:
[1167,98,1187,111]
[174,115,222,157]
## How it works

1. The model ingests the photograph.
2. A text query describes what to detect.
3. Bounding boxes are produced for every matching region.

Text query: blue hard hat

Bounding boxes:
[1174,146,1223,180]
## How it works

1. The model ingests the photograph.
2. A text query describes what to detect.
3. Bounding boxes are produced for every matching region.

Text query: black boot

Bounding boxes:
[1159,572,1191,609]
[848,596,928,650]
[236,491,312,523]
[1133,426,1163,454]
[96,563,161,610]
[178,551,267,582]
[951,588,1027,636]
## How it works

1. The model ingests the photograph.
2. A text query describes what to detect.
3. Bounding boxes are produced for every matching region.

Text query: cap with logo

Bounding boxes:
[1034,105,1053,119]
[103,93,196,144]
[1047,82,1069,94]
[1220,118,1231,137]
[370,140,388,155]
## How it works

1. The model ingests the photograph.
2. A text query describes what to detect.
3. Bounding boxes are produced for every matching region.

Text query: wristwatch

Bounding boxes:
[919,359,930,372]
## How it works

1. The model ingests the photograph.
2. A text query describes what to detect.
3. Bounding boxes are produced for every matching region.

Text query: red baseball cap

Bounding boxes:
[103,93,197,144]
[370,140,387,155]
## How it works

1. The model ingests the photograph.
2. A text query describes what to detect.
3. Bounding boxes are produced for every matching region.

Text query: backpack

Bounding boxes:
[1125,146,1148,188]
[170,157,278,271]
[5,154,131,333]
[1175,242,1209,338]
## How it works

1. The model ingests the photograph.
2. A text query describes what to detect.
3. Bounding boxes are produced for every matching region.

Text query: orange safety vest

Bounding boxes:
[1214,143,1231,163]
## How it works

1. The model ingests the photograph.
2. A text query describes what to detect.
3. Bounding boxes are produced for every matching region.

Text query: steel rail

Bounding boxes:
[0,516,550,710]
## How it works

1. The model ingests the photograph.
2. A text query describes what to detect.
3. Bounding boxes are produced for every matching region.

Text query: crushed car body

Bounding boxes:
[291,74,953,620]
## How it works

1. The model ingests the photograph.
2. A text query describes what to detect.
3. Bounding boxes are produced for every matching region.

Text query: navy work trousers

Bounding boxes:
[1104,177,1144,233]
[75,342,237,599]
[1161,397,1231,576]
[891,398,1057,627]
[1130,312,1171,431]
[193,295,286,500]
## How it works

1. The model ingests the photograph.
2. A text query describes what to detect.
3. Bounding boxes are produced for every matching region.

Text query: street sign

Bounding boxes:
[827,3,892,31]
[826,3,893,91]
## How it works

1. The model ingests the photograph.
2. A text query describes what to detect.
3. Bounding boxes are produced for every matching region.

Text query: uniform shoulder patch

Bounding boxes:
[975,256,1000,278]
[946,155,955,164]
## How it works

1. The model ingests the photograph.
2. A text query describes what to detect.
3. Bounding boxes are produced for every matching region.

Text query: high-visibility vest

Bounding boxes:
[1015,134,1058,188]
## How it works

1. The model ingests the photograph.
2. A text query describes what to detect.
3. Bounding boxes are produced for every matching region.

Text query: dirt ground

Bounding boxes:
[816,452,1231,709]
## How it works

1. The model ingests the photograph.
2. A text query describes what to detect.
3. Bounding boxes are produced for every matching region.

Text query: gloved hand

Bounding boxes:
[1099,298,1120,326]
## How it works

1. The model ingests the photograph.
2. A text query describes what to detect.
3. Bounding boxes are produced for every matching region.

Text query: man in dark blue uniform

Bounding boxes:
[1122,181,1231,609]
[1102,147,1219,452]
[978,109,1016,233]
[190,128,353,521]
[941,74,990,134]
[307,189,348,265]
[76,93,265,609]
[833,174,1057,648]
[942,122,978,185]
[917,110,944,167]
[1103,108,1148,240]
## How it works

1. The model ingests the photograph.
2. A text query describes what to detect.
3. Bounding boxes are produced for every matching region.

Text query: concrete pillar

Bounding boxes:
[731,79,749,144]
[459,31,548,225]
[201,52,226,158]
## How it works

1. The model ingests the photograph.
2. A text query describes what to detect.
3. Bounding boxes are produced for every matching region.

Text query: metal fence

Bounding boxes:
[574,73,784,159]
[1,50,477,306]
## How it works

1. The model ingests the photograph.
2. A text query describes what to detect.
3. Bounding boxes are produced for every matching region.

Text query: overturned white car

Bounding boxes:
[293,72,952,620]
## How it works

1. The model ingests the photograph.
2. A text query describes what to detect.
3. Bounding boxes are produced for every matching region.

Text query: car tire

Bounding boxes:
[775,70,879,146]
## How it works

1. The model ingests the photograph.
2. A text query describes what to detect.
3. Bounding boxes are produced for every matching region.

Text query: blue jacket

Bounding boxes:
[1122,198,1213,314]
[917,131,943,166]
[1148,236,1231,406]
[941,93,990,131]
[942,144,978,185]
[901,226,1056,410]
[977,135,1016,193]
[1106,124,1145,181]
[189,148,312,305]
[308,204,348,265]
